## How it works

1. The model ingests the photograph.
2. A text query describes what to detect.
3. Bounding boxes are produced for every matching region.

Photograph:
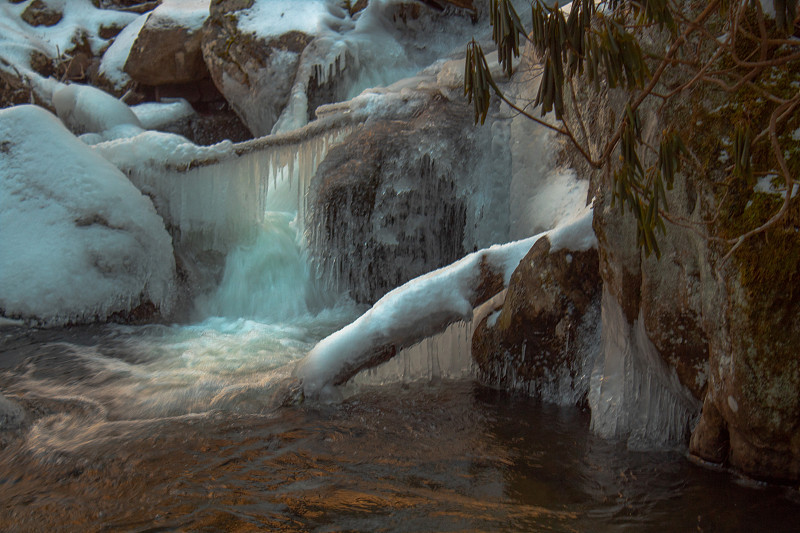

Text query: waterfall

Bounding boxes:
[121,115,359,254]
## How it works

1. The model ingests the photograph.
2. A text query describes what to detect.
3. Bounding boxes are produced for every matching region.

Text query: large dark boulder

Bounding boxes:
[307,90,510,304]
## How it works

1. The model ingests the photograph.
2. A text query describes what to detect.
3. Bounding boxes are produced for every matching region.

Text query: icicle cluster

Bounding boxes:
[306,102,513,304]
[124,123,355,253]
[589,287,700,450]
[307,153,470,303]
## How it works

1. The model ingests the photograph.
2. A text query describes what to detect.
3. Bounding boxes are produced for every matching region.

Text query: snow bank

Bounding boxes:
[0,105,176,325]
[294,207,596,395]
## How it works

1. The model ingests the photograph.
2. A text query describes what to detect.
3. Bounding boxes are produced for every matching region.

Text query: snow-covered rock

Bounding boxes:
[53,82,143,134]
[0,0,139,104]
[473,235,602,406]
[200,0,481,136]
[0,105,176,325]
[124,0,211,86]
[200,0,325,136]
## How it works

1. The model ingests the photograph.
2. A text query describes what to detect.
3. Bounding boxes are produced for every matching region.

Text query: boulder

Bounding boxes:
[473,236,601,404]
[21,0,63,27]
[200,0,321,136]
[307,90,511,304]
[570,32,800,477]
[124,0,211,86]
[690,194,800,481]
[0,105,176,325]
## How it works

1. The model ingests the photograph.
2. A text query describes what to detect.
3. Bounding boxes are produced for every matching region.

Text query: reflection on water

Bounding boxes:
[0,324,799,532]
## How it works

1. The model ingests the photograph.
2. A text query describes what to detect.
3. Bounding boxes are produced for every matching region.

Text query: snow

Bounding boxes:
[149,0,210,32]
[237,0,330,39]
[294,208,596,394]
[91,130,232,169]
[754,174,799,199]
[2,0,137,62]
[53,83,142,133]
[131,99,196,130]
[548,199,598,253]
[527,169,591,236]
[0,105,176,325]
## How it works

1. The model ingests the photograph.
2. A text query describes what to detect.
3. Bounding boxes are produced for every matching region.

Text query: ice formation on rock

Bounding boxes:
[112,120,354,253]
[347,291,507,388]
[589,287,701,449]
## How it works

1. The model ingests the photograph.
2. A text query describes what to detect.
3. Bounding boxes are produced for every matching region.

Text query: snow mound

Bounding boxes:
[53,83,143,134]
[0,105,176,325]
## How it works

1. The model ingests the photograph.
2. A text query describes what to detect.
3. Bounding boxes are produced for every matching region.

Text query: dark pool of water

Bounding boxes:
[1,325,799,532]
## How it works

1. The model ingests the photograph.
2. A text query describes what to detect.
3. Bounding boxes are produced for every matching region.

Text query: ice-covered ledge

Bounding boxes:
[96,87,438,253]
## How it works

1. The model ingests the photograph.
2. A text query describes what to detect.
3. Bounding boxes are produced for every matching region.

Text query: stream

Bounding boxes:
[1,214,799,532]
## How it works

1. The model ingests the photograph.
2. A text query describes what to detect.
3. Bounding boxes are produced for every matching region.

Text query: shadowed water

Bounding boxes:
[0,323,799,532]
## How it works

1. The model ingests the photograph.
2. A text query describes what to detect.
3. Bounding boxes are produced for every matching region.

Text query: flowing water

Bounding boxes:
[1,216,799,532]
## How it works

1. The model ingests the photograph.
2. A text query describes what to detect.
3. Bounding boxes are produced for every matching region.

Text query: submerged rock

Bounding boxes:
[473,236,601,405]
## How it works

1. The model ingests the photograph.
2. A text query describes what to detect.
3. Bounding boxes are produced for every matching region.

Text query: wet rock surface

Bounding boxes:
[473,236,601,404]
